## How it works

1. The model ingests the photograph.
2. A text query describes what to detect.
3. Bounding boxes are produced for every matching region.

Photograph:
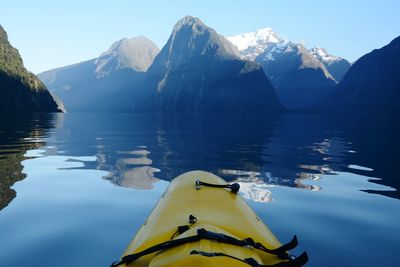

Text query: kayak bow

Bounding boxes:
[111,171,308,267]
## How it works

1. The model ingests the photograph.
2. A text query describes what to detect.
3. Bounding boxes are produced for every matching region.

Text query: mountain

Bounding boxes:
[227,29,350,82]
[143,16,284,113]
[95,36,159,78]
[0,25,61,113]
[38,37,159,112]
[324,36,400,113]
[228,29,340,110]
[256,41,337,110]
[310,47,351,82]
[40,17,284,113]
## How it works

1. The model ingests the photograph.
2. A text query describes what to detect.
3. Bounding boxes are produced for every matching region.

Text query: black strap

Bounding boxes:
[196,179,240,193]
[196,228,297,259]
[111,235,202,266]
[111,228,303,267]
[171,214,198,239]
[191,250,309,267]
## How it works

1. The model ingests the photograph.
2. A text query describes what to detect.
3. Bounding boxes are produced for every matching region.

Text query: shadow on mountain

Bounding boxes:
[0,113,58,210]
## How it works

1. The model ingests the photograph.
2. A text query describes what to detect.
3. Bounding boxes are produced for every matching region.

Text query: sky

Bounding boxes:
[1,0,399,73]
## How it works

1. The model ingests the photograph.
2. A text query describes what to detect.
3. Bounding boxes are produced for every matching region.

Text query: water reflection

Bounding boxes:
[40,114,398,200]
[103,149,160,189]
[0,114,58,210]
[333,114,399,198]
[45,114,279,192]
[0,113,398,206]
[237,182,273,203]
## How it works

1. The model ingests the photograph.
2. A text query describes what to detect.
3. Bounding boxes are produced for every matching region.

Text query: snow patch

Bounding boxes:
[310,47,342,64]
[227,28,284,60]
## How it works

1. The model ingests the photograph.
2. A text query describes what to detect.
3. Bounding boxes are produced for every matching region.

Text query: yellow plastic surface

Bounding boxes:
[119,171,284,267]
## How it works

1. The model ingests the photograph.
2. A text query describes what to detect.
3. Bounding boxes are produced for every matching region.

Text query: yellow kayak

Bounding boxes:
[111,171,308,267]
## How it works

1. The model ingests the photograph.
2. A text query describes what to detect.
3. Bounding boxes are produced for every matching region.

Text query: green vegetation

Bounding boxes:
[0,25,46,92]
[0,24,60,112]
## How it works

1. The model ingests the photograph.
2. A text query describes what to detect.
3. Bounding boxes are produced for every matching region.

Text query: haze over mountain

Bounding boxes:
[95,37,159,78]
[324,35,400,113]
[39,37,160,112]
[0,25,61,113]
[228,29,350,110]
[40,16,284,113]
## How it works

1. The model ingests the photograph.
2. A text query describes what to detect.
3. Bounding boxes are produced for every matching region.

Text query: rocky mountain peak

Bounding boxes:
[173,15,204,32]
[142,16,284,113]
[229,27,351,83]
[95,36,159,78]
[309,47,351,81]
[151,16,240,78]
[310,47,341,63]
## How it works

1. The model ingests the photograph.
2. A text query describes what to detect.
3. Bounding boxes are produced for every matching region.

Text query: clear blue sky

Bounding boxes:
[1,0,399,73]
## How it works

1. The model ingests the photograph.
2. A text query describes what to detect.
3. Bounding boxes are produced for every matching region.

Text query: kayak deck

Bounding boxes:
[115,171,304,267]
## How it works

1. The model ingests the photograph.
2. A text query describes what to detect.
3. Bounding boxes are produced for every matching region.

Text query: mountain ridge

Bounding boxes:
[40,16,285,113]
[255,41,337,110]
[228,28,340,110]
[0,24,62,113]
[322,35,400,113]
[95,36,159,78]
[38,36,160,112]
[227,28,351,83]
[310,47,351,82]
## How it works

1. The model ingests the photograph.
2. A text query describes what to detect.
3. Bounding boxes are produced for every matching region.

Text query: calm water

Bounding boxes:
[0,113,399,267]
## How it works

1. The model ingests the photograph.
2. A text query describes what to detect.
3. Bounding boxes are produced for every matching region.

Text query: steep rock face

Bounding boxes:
[144,16,284,113]
[310,47,351,82]
[324,36,400,113]
[255,42,337,110]
[0,25,61,113]
[38,37,159,112]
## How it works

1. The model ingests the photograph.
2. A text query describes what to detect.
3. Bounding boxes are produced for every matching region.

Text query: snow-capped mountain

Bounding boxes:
[226,28,283,60]
[255,41,337,110]
[310,47,351,82]
[227,28,351,110]
[227,28,350,82]
[310,47,341,63]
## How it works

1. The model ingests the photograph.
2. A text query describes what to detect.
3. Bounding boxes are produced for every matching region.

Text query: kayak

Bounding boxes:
[111,170,308,267]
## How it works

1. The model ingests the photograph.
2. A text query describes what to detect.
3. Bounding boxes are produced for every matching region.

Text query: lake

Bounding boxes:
[0,113,399,267]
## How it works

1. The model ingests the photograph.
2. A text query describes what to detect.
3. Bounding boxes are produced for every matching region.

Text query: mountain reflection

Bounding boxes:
[42,113,398,201]
[102,149,160,190]
[0,113,397,208]
[0,114,58,210]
